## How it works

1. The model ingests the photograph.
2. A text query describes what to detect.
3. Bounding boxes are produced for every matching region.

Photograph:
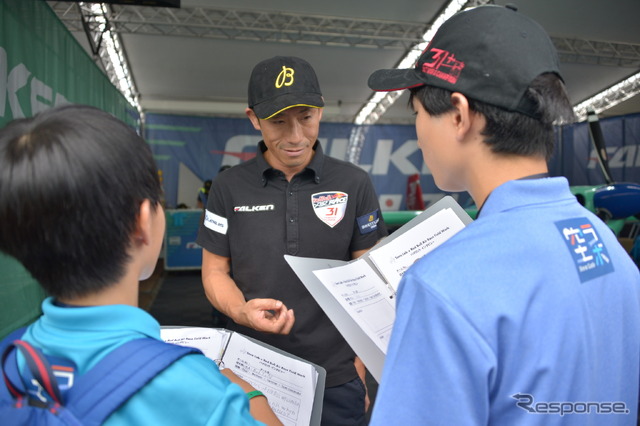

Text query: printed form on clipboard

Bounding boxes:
[160,326,326,426]
[285,196,473,383]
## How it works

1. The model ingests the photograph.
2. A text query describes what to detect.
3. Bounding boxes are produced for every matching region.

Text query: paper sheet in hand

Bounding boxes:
[367,207,467,292]
[161,326,325,426]
[312,260,395,354]
[285,196,473,382]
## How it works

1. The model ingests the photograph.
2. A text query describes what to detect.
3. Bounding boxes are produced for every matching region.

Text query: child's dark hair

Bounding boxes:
[0,104,162,299]
[409,73,576,160]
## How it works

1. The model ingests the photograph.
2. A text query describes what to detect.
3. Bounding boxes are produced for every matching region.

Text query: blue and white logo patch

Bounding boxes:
[204,209,228,235]
[556,217,614,283]
[357,210,380,234]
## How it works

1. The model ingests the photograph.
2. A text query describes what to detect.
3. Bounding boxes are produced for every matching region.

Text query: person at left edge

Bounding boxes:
[196,56,388,425]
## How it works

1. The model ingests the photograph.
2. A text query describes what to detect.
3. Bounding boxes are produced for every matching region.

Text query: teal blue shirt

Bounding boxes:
[23,298,263,425]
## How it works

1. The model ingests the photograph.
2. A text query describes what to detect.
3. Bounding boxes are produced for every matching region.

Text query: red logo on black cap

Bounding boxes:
[421,48,464,84]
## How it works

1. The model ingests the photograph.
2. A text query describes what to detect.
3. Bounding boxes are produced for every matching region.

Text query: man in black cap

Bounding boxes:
[197,56,387,425]
[366,5,640,425]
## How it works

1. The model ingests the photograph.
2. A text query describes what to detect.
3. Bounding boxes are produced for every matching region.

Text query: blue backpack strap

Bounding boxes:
[0,327,27,401]
[66,338,201,426]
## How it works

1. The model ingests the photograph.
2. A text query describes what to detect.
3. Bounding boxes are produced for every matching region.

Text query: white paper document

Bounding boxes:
[368,207,467,292]
[312,260,395,353]
[222,333,317,426]
[285,196,474,382]
[161,326,323,426]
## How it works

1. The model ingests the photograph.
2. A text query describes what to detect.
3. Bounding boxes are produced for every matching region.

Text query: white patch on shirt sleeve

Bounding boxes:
[204,209,228,235]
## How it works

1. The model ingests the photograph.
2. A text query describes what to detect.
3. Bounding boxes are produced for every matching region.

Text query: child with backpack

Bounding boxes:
[0,104,282,425]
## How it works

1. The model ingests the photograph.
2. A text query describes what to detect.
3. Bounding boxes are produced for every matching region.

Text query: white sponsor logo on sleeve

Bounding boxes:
[204,210,228,235]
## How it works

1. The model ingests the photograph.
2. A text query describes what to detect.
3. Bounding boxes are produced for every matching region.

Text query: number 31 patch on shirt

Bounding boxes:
[311,191,348,228]
[555,217,614,283]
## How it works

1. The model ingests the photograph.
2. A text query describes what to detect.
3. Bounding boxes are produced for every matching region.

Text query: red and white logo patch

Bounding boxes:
[311,191,348,228]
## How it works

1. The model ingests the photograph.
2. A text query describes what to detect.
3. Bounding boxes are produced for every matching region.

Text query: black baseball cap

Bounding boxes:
[367,5,562,117]
[248,56,324,120]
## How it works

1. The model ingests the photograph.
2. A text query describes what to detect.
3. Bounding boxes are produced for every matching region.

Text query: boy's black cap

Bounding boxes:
[367,5,562,117]
[248,56,324,120]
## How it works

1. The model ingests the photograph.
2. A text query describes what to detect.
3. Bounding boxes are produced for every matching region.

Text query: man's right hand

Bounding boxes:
[201,250,295,335]
[237,298,295,334]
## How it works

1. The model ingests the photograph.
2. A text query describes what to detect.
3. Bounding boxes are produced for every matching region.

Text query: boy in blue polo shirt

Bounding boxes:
[367,5,640,425]
[0,104,281,425]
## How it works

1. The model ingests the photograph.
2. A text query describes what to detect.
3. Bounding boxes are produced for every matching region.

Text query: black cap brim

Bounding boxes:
[367,68,426,92]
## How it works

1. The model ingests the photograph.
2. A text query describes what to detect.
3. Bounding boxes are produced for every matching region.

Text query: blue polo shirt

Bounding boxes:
[21,298,262,425]
[371,177,640,425]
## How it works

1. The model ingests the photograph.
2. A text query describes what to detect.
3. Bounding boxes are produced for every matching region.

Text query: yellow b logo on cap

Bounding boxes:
[275,66,295,88]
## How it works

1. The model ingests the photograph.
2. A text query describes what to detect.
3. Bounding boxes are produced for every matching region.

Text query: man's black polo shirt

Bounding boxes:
[196,141,387,387]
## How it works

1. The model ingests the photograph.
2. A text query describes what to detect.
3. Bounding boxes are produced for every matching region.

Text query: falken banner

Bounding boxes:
[0,0,136,129]
[146,112,640,211]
